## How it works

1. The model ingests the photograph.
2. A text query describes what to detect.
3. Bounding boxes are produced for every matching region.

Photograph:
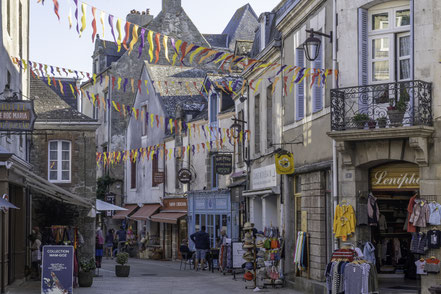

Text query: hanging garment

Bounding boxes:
[393,238,402,263]
[368,262,379,293]
[424,258,441,273]
[428,202,441,225]
[379,214,387,231]
[415,260,427,275]
[344,263,364,294]
[407,194,418,232]
[360,263,371,294]
[333,204,356,240]
[357,196,369,226]
[363,242,376,265]
[410,232,428,254]
[410,200,430,228]
[325,262,334,293]
[332,262,342,294]
[367,193,380,226]
[427,230,441,249]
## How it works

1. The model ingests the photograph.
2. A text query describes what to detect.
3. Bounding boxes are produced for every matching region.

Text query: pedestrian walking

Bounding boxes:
[29,234,41,280]
[96,227,104,268]
[116,226,127,254]
[190,226,210,271]
[105,229,114,259]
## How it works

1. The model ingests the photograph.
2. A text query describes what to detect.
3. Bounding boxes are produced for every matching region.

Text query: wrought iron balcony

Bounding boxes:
[331,81,432,131]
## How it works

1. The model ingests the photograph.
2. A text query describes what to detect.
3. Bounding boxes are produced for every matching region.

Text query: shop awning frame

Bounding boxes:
[112,204,138,219]
[242,187,280,197]
[150,212,187,224]
[130,204,161,221]
[96,199,127,211]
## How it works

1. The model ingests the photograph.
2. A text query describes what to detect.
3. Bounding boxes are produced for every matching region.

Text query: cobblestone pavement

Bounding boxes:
[8,258,303,294]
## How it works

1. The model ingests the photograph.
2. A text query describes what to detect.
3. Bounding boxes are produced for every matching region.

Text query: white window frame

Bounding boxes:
[48,140,72,183]
[367,3,410,85]
[141,104,148,137]
[397,32,411,82]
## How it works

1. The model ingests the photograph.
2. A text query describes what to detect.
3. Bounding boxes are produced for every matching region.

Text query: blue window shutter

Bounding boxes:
[296,48,305,120]
[410,0,414,80]
[312,39,323,113]
[358,8,368,86]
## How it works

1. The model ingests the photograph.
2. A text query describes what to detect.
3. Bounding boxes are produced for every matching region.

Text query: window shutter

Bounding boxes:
[410,0,414,80]
[358,8,368,86]
[312,40,323,113]
[296,49,305,120]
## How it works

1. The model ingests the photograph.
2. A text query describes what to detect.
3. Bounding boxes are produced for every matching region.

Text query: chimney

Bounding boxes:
[126,9,153,28]
[162,0,182,13]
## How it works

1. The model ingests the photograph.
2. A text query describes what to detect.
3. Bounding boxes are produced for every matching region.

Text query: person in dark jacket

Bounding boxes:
[190,226,210,271]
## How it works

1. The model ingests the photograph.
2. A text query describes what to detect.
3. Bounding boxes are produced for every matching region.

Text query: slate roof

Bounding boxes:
[222,4,259,49]
[42,77,79,109]
[30,75,97,122]
[276,0,301,24]
[250,12,282,58]
[203,34,228,49]
[146,63,207,118]
[95,35,127,59]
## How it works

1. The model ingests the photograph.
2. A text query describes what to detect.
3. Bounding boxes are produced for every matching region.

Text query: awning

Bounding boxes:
[130,204,161,221]
[112,204,138,219]
[242,188,274,197]
[0,198,19,209]
[12,162,92,208]
[150,212,187,224]
[96,199,127,211]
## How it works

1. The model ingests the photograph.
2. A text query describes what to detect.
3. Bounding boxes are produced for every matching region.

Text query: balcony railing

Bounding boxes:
[331,80,432,131]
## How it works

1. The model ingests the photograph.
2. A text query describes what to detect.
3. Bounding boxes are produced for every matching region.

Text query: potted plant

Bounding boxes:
[377,116,387,128]
[115,252,130,277]
[78,258,96,287]
[387,88,409,126]
[352,113,370,129]
[367,119,377,129]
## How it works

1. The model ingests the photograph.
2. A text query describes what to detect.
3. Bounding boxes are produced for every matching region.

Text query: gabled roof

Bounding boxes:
[95,35,127,59]
[222,3,259,49]
[249,12,281,58]
[42,77,79,109]
[145,63,207,118]
[30,75,97,123]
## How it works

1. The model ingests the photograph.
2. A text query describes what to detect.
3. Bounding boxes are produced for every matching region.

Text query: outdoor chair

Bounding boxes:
[179,251,194,270]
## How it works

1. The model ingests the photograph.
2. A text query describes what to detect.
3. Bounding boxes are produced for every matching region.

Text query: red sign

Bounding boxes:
[163,198,187,211]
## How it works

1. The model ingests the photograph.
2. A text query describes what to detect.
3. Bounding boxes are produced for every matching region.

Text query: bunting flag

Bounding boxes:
[91,7,97,43]
[154,33,161,64]
[122,21,130,50]
[172,40,182,66]
[80,3,86,36]
[73,0,79,33]
[163,35,170,63]
[138,28,145,58]
[108,15,117,45]
[147,30,154,63]
[52,0,60,20]
[68,6,73,28]
[100,11,105,38]
[116,18,123,52]
[128,25,139,55]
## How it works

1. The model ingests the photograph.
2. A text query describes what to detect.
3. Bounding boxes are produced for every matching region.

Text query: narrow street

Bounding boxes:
[9,258,300,294]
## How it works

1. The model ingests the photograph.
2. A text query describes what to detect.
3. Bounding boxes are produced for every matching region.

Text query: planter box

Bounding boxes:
[115,265,130,277]
[388,110,405,127]
[78,271,94,287]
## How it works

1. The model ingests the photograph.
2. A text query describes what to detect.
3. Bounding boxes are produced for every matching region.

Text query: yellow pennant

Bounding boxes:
[272,77,280,94]
[253,79,262,94]
[169,119,173,133]
[69,84,75,97]
[116,18,123,52]
[93,74,97,85]
[144,80,149,94]
[214,53,230,64]
[117,77,122,90]
[150,113,154,128]
[100,11,105,38]
[128,25,139,55]
[68,7,73,29]
[59,80,64,95]
[163,35,170,64]
[172,40,183,66]
[80,3,86,36]
[147,30,154,62]
[105,75,109,87]
[199,50,217,64]
[131,78,135,93]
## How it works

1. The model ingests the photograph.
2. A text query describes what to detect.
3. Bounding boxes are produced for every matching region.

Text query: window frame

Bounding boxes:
[254,94,261,154]
[130,160,137,189]
[295,48,305,121]
[141,105,148,137]
[48,140,72,183]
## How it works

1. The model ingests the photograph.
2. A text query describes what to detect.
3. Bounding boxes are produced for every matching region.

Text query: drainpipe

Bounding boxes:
[332,0,339,251]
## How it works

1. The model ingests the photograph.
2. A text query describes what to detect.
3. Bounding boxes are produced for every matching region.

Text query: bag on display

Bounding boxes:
[264,239,271,250]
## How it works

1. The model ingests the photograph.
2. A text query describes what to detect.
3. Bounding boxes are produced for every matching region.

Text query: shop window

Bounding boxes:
[266,85,273,149]
[141,105,148,136]
[48,141,71,183]
[254,94,260,154]
[294,175,302,233]
[130,161,136,189]
[210,94,218,123]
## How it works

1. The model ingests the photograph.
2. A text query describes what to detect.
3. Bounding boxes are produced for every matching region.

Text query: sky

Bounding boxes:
[30,0,282,74]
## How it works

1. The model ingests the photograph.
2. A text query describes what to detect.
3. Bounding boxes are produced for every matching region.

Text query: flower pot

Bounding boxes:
[387,110,405,127]
[367,120,377,129]
[377,120,387,128]
[115,265,130,277]
[354,120,367,129]
[78,271,94,287]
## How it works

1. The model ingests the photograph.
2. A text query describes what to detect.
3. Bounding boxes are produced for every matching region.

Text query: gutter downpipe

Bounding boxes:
[332,0,339,251]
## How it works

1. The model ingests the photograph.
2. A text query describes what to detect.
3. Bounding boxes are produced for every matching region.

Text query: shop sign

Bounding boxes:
[153,171,164,186]
[371,163,420,190]
[275,152,295,175]
[0,101,36,132]
[41,245,74,294]
[251,164,277,190]
[177,168,192,184]
[164,198,187,210]
[215,154,233,175]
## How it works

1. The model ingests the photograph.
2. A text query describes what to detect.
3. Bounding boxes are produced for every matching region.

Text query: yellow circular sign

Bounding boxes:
[276,153,295,175]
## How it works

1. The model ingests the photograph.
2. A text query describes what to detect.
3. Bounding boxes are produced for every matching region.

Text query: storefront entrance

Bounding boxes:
[369,162,420,292]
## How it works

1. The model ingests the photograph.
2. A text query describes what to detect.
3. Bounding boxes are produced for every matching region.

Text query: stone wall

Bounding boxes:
[30,128,97,258]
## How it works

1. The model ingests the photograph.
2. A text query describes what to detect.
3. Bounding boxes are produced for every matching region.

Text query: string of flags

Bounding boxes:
[35,0,338,82]
[96,131,250,167]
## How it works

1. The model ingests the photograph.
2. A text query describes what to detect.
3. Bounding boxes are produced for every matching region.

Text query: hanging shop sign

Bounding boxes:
[0,101,36,132]
[177,168,192,184]
[370,162,420,190]
[41,245,74,294]
[215,153,233,175]
[153,171,165,186]
[252,164,277,190]
[275,152,295,175]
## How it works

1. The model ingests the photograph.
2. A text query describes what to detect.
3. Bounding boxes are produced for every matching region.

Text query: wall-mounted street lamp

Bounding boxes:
[230,117,247,139]
[303,28,333,62]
